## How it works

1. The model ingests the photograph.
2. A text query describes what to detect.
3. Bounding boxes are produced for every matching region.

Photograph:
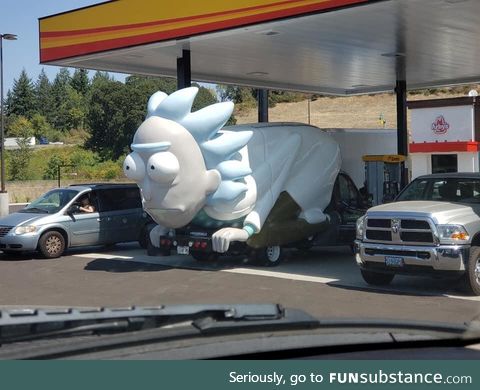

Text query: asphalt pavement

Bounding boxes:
[0,243,478,326]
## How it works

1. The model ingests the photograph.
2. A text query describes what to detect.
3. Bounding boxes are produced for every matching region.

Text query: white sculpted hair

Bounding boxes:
[146,87,253,204]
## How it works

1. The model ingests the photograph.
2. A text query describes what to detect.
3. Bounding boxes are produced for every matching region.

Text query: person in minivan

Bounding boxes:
[79,197,95,213]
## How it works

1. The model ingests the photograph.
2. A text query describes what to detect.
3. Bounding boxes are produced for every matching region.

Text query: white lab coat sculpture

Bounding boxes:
[124,87,341,253]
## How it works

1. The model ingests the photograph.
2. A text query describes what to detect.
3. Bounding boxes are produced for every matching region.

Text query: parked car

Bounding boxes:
[0,183,152,258]
[152,171,368,266]
[355,172,480,295]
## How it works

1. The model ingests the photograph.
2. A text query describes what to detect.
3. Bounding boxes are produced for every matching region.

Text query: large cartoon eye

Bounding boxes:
[147,152,179,183]
[123,152,145,181]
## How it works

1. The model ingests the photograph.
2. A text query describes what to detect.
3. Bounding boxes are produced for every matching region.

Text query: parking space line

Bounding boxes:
[222,268,338,284]
[443,294,480,302]
[73,253,134,260]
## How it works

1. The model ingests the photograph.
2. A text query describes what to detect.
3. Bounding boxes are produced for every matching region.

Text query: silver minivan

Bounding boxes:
[0,183,151,258]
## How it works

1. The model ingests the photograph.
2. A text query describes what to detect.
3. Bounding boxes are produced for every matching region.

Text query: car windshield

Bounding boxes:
[19,189,80,214]
[396,177,480,203]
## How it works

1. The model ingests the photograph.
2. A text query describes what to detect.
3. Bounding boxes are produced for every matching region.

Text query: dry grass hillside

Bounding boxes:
[234,90,476,129]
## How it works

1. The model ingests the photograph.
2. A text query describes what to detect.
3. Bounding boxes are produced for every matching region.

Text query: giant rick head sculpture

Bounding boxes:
[125,87,341,253]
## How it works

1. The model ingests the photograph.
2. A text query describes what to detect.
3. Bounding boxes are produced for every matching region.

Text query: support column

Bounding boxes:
[258,89,269,123]
[176,49,191,89]
[395,79,408,187]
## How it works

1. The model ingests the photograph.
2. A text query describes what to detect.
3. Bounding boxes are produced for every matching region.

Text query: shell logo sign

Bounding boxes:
[431,115,450,135]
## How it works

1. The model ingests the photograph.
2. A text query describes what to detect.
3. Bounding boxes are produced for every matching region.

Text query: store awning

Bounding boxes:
[39,0,480,95]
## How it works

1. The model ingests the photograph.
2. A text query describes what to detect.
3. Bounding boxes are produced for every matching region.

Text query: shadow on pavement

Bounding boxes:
[328,278,464,298]
[0,252,44,262]
[85,258,173,273]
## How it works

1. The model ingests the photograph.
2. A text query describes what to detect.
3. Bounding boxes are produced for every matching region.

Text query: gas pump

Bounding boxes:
[362,155,406,205]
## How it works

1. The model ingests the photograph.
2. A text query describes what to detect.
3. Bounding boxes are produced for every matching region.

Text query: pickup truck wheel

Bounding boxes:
[38,231,65,258]
[360,269,395,286]
[463,246,480,295]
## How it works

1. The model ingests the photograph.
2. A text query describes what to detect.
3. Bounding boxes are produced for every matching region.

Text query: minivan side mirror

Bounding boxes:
[67,204,80,215]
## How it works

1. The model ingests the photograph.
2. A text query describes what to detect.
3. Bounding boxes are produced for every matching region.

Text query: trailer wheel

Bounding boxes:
[191,251,218,262]
[255,245,283,267]
[360,269,395,286]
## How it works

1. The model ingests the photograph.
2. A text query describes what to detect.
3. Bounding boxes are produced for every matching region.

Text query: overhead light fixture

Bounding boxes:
[246,71,269,76]
[256,30,280,36]
[381,52,405,58]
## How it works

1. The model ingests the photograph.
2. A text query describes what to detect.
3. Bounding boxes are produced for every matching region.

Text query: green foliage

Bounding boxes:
[64,128,90,144]
[91,71,114,84]
[34,69,54,119]
[71,69,90,96]
[7,69,36,119]
[41,147,103,180]
[86,80,134,160]
[86,75,218,160]
[7,116,34,181]
[217,85,305,110]
[218,85,256,108]
[7,115,33,138]
[30,114,62,141]
[191,85,217,111]
[47,83,86,131]
[269,90,307,106]
[43,154,67,180]
[80,160,123,180]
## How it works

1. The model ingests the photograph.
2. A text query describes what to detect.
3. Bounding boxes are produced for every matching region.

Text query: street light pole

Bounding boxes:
[0,33,17,216]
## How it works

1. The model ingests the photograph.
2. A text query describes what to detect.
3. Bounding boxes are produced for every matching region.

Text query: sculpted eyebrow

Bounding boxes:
[131,141,171,153]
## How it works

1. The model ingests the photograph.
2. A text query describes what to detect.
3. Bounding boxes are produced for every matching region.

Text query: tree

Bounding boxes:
[91,71,113,85]
[217,85,256,108]
[35,69,54,119]
[192,85,217,112]
[85,75,220,160]
[49,69,87,130]
[64,87,87,129]
[43,154,67,180]
[7,69,36,118]
[7,116,34,180]
[86,80,132,160]
[30,113,63,142]
[49,68,72,130]
[71,69,90,96]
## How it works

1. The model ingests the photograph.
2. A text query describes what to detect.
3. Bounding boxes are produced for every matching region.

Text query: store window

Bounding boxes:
[431,154,458,174]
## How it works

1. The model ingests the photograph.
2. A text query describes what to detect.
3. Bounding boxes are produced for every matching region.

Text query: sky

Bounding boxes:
[0,0,125,93]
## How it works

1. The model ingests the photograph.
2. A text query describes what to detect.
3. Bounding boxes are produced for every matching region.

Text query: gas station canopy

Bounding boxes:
[40,0,480,96]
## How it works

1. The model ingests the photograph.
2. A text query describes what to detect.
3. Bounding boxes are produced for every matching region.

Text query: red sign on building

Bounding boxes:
[431,115,450,134]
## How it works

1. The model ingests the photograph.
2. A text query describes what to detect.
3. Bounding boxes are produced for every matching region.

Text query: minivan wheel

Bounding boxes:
[360,269,395,286]
[462,246,480,296]
[38,231,65,258]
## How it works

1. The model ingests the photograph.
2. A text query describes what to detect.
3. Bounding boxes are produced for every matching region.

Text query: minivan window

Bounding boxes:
[19,189,79,214]
[97,188,142,212]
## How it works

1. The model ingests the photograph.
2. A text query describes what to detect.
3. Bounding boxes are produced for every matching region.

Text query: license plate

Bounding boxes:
[177,246,189,255]
[385,256,404,267]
